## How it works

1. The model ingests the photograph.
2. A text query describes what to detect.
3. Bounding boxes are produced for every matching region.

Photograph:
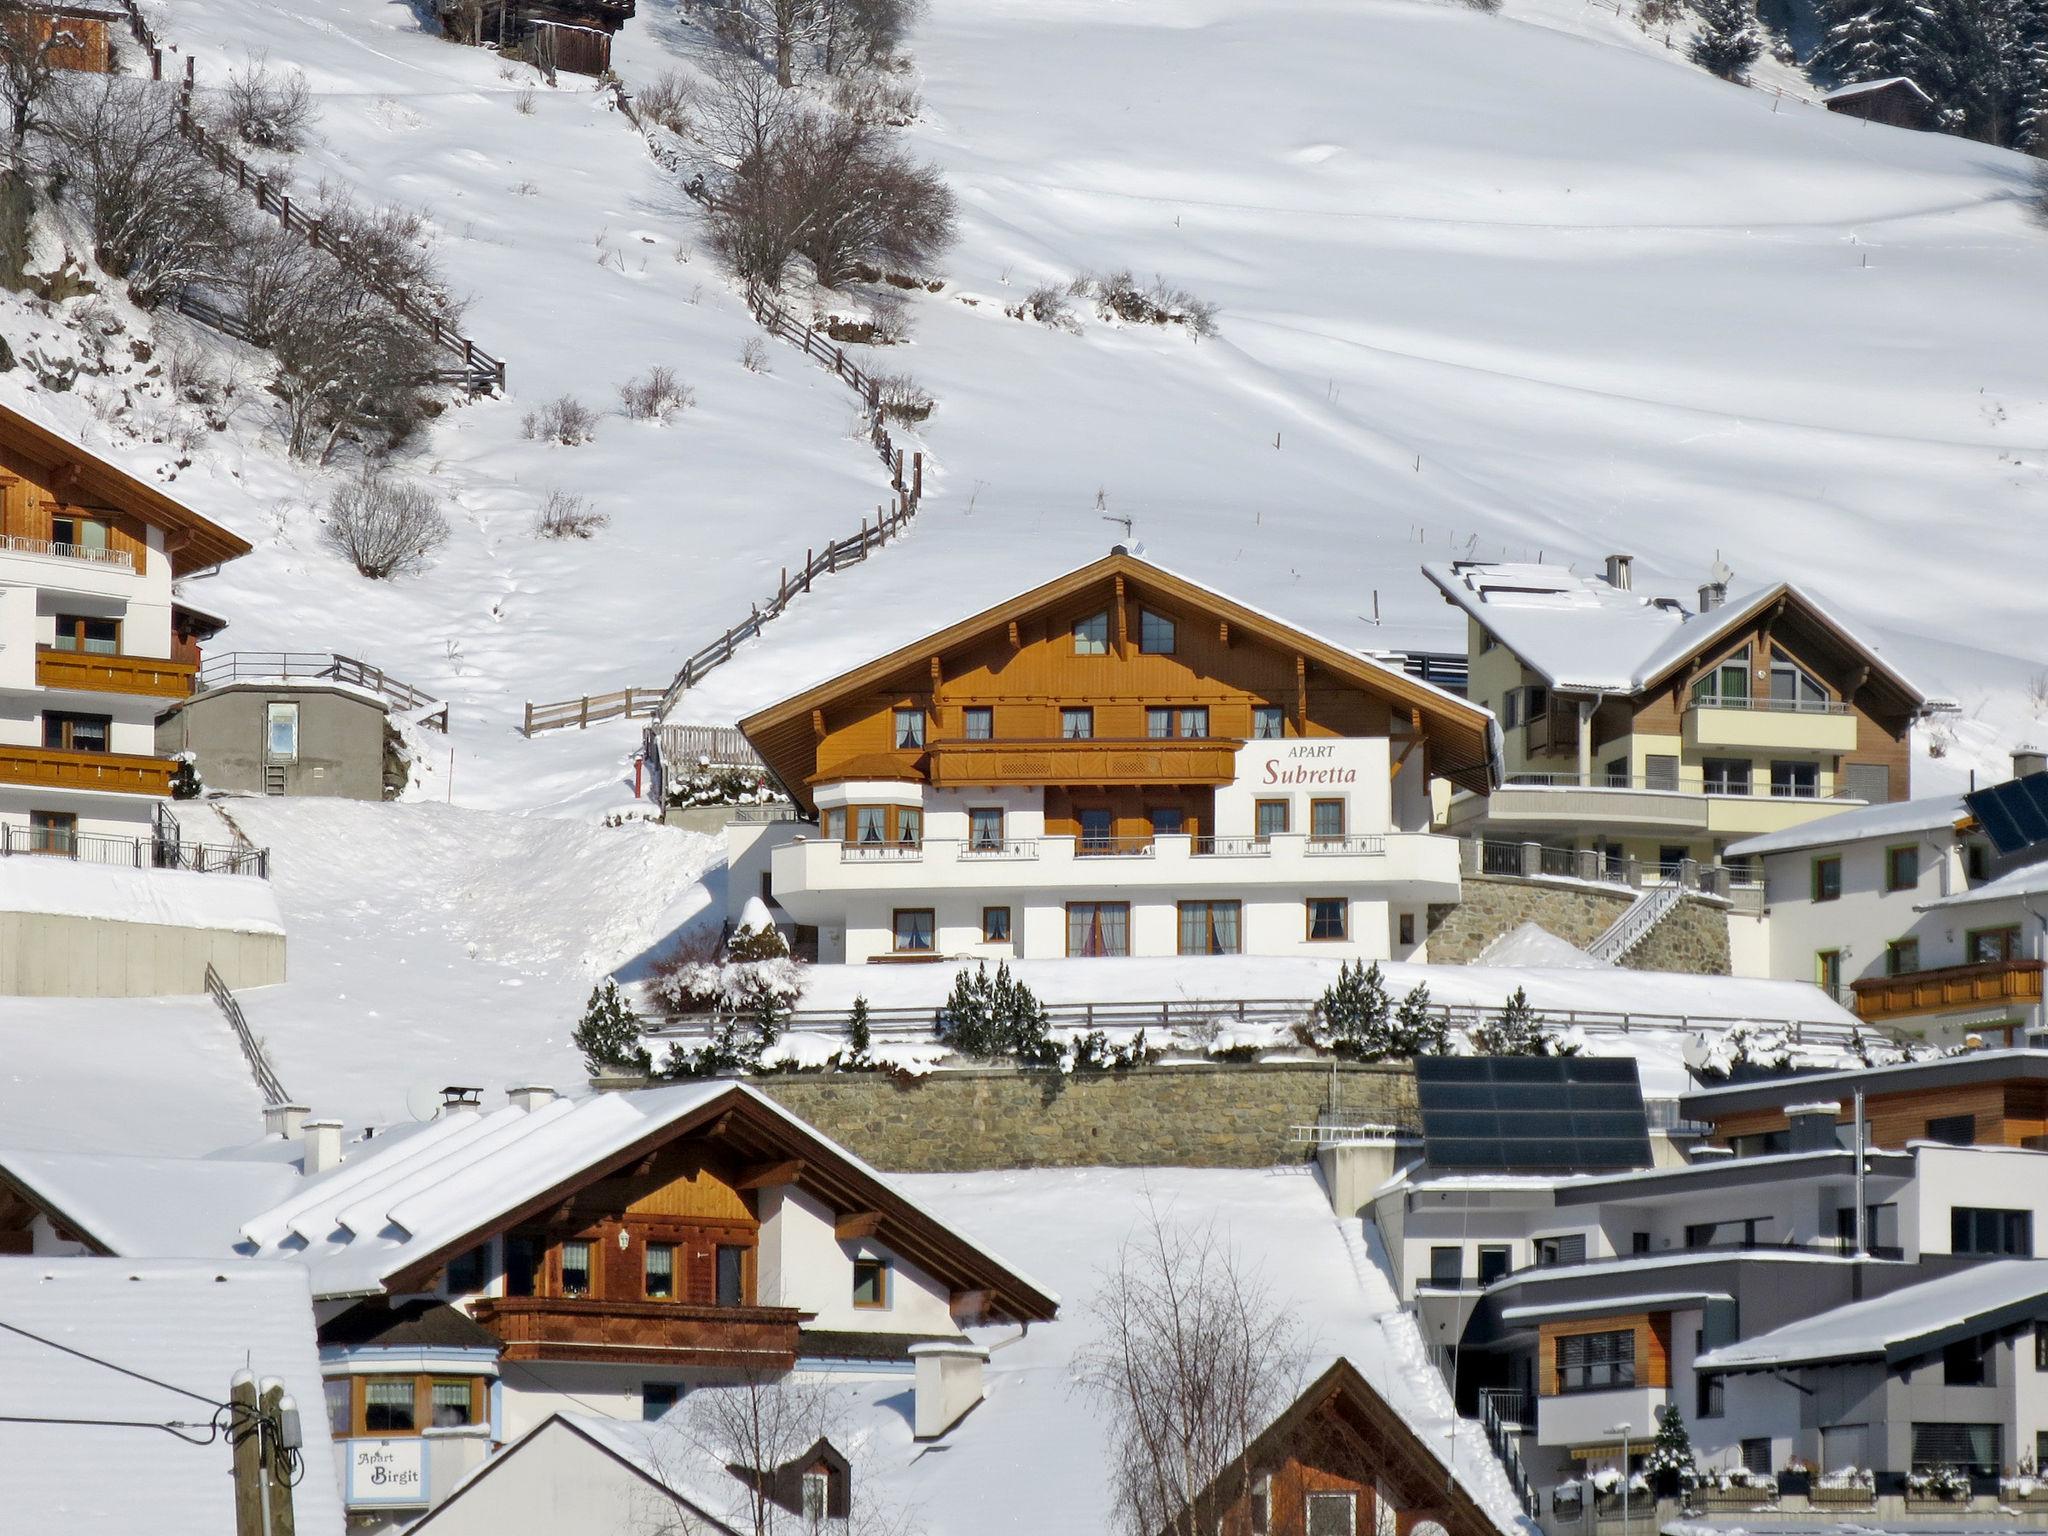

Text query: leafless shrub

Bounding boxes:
[532,487,608,539]
[1634,0,1683,23]
[39,75,247,308]
[1006,281,1075,330]
[617,365,694,421]
[521,394,598,444]
[695,59,954,290]
[163,337,226,404]
[739,336,769,373]
[1076,270,1219,338]
[511,179,538,196]
[2029,671,2048,717]
[871,371,932,423]
[866,289,910,343]
[210,54,316,153]
[634,68,693,135]
[1075,1204,1307,1536]
[513,86,536,115]
[308,192,461,315]
[323,466,449,578]
[831,69,921,125]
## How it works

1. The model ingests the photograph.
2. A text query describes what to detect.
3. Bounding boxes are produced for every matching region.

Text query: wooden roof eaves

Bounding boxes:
[0,1167,117,1256]
[740,552,1499,793]
[1636,583,1925,715]
[0,403,252,574]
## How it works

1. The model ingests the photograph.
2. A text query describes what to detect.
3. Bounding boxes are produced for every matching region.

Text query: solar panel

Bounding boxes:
[1415,1056,1652,1173]
[1967,772,2048,856]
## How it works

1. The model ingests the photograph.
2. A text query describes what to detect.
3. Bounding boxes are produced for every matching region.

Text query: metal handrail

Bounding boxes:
[205,961,288,1105]
[1306,835,1388,856]
[1690,695,1851,715]
[0,822,266,876]
[1503,772,1860,799]
[0,533,135,570]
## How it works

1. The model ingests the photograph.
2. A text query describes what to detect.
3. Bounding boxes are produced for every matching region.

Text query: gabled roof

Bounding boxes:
[1697,1259,2048,1372]
[235,1082,1060,1321]
[0,1258,343,1535]
[1679,1049,2048,1119]
[0,1144,300,1256]
[1724,792,1968,858]
[0,401,251,575]
[1824,75,1933,103]
[740,550,1500,800]
[1422,561,1931,712]
[1922,857,2048,911]
[1182,1358,1519,1536]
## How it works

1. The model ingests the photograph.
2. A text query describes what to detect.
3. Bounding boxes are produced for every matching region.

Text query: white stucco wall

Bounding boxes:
[404,1418,731,1536]
[756,1185,957,1335]
[1756,829,1957,986]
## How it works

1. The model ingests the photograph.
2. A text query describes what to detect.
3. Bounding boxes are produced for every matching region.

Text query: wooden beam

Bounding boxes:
[1390,740,1419,778]
[834,1211,883,1241]
[929,655,942,691]
[1007,619,1020,650]
[1295,655,1308,728]
[736,1158,805,1190]
[811,708,826,741]
[1114,575,1128,657]
[1218,620,1230,648]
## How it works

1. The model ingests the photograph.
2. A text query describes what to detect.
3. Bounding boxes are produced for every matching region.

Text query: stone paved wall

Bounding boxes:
[1424,873,1728,974]
[752,1061,1415,1171]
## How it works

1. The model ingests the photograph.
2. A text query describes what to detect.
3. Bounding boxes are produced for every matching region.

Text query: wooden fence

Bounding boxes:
[113,0,506,393]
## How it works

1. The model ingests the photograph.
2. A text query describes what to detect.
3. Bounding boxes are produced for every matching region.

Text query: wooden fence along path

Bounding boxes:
[114,0,506,393]
[517,88,932,738]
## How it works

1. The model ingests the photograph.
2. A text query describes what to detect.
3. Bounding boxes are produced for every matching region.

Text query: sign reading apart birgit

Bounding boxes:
[346,1439,426,1507]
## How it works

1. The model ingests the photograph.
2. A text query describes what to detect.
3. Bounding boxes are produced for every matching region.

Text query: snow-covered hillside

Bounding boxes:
[6,0,2041,813]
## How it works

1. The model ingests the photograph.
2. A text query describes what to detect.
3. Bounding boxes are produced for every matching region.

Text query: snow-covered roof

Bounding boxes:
[1500,1291,1728,1323]
[1724,792,1967,858]
[1421,562,1931,705]
[1476,922,1607,969]
[0,857,283,935]
[1681,1048,2048,1116]
[0,1257,341,1535]
[1696,1259,2048,1371]
[1824,76,1933,103]
[1921,858,2048,911]
[234,1082,1058,1313]
[0,1144,299,1255]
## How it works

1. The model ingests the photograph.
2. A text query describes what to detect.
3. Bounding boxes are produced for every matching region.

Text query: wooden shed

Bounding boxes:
[432,0,634,76]
[1823,76,1935,130]
[5,6,119,74]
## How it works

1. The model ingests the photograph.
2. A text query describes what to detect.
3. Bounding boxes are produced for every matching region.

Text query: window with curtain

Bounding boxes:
[1255,800,1289,839]
[1693,648,1751,706]
[856,807,887,843]
[1078,809,1113,852]
[1812,857,1842,902]
[1912,1422,2001,1474]
[42,712,110,753]
[1061,707,1094,739]
[1311,799,1345,840]
[560,1239,593,1296]
[895,808,922,845]
[821,808,846,842]
[982,906,1010,942]
[1178,707,1208,738]
[894,708,925,749]
[892,909,935,952]
[52,616,119,654]
[645,1242,675,1299]
[431,1380,475,1428]
[1887,939,1920,977]
[716,1245,746,1307]
[1177,901,1240,955]
[969,808,1004,849]
[1253,706,1284,739]
[1146,706,1174,739]
[1307,898,1347,941]
[324,1379,350,1437]
[1886,845,1920,891]
[963,706,993,740]
[364,1378,415,1432]
[1067,902,1129,956]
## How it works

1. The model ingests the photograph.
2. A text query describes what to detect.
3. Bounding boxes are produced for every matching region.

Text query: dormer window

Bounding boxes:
[1073,612,1109,656]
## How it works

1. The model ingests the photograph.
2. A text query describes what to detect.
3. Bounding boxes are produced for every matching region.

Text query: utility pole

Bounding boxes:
[230,1370,301,1536]
[230,1372,263,1536]
[260,1377,300,1536]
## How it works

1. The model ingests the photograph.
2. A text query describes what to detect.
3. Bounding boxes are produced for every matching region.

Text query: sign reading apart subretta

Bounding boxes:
[1256,739,1366,787]
[346,1439,426,1506]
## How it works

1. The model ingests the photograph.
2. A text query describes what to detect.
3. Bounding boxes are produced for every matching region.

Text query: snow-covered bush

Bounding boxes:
[617,365,694,422]
[1705,1466,1777,1493]
[209,55,316,153]
[872,371,933,424]
[1077,270,1221,338]
[1817,1467,1874,1490]
[1590,1469,1651,1498]
[532,488,608,540]
[1307,961,1448,1061]
[1688,0,1762,80]
[323,466,449,579]
[665,761,780,810]
[1469,987,1577,1056]
[935,962,1061,1067]
[654,921,804,1018]
[1908,1466,1971,1499]
[1006,282,1077,331]
[1071,1028,1158,1073]
[522,394,599,445]
[1644,1405,1700,1490]
[574,979,652,1078]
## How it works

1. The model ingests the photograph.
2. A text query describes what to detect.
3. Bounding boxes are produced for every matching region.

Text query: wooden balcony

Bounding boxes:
[928,736,1240,789]
[36,647,197,699]
[1851,958,2046,1023]
[0,743,175,796]
[469,1296,804,1369]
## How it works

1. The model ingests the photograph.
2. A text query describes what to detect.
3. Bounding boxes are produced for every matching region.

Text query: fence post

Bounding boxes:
[579,695,590,728]
[913,452,923,500]
[892,448,904,490]
[150,46,161,79]
[804,551,813,592]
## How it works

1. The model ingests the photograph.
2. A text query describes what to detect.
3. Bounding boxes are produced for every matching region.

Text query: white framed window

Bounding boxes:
[266,701,300,760]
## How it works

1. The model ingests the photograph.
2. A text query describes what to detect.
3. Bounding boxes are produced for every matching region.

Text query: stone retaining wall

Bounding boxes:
[1424,873,1728,974]
[752,1061,1415,1171]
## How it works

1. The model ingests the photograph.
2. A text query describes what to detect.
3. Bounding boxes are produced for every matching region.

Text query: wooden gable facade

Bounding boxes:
[1196,1359,1512,1536]
[0,403,250,577]
[741,551,1497,817]
[1702,1075,2048,1154]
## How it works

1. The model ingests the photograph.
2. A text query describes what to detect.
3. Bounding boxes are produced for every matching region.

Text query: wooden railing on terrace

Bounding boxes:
[37,648,196,699]
[1850,958,2045,1023]
[0,744,174,796]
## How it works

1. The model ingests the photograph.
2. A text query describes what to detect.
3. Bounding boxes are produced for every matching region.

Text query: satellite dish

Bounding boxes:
[403,1084,444,1123]
[1709,557,1734,586]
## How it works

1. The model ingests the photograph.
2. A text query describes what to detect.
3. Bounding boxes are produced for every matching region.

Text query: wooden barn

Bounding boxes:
[1823,76,1935,130]
[432,0,635,76]
[4,5,119,73]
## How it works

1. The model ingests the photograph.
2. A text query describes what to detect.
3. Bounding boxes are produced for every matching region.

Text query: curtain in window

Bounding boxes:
[432,1380,473,1427]
[645,1242,675,1298]
[1912,1422,2001,1473]
[857,808,886,843]
[364,1378,414,1431]
[1179,707,1207,738]
[1070,904,1127,956]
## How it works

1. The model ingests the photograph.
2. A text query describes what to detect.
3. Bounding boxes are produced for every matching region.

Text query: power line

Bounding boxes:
[0,1316,226,1409]
[0,1412,227,1446]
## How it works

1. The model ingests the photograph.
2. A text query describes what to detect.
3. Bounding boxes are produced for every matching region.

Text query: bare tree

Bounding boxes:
[1075,1202,1309,1536]
[207,53,316,153]
[686,1371,829,1536]
[323,466,449,578]
[0,0,66,151]
[39,76,247,307]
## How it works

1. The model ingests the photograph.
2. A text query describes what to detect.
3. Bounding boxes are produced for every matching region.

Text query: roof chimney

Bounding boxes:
[910,1340,989,1440]
[507,1084,556,1112]
[303,1119,344,1176]
[262,1103,309,1140]
[2014,746,2047,781]
[1603,554,1634,591]
[438,1086,483,1117]
[1785,1102,1841,1155]
[1698,581,1727,613]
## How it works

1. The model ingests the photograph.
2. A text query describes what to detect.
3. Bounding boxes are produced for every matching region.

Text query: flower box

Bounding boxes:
[1810,1486,1876,1508]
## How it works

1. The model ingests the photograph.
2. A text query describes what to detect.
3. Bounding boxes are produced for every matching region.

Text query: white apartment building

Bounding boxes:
[730,549,1499,965]
[0,404,247,850]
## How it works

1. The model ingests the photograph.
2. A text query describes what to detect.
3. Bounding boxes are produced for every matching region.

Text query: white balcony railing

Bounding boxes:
[0,533,136,570]
[1307,835,1388,856]
[1690,695,1851,715]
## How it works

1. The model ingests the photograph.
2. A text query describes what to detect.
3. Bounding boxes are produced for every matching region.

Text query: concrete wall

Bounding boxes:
[157,684,392,799]
[753,1061,1416,1171]
[0,909,283,994]
[1423,873,1730,973]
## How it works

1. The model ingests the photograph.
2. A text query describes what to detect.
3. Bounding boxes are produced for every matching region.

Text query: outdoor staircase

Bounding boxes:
[1587,878,1685,964]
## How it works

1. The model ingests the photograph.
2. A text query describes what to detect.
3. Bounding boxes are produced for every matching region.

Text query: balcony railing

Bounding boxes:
[1690,695,1851,715]
[1192,835,1270,857]
[838,840,925,862]
[0,822,266,876]
[1307,835,1388,856]
[1076,836,1158,858]
[1850,958,2045,1023]
[469,1296,804,1369]
[1504,772,1855,800]
[829,833,1398,866]
[961,838,1039,860]
[0,532,135,571]
[35,647,197,699]
[0,744,174,796]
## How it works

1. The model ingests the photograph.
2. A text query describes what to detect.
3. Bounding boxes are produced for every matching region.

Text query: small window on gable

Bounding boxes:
[1073,612,1109,656]
[444,1243,489,1295]
[802,1470,831,1524]
[894,708,926,750]
[962,706,993,741]
[1251,1473,1272,1535]
[852,1257,890,1309]
[1253,706,1285,739]
[1139,610,1175,653]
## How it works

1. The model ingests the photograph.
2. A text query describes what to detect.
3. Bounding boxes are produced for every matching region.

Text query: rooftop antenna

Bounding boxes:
[1100,513,1134,540]
[1710,554,1734,587]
